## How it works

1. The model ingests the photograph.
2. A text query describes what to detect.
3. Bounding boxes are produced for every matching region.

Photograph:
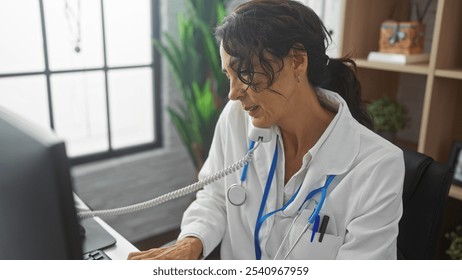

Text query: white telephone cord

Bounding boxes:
[77,141,261,219]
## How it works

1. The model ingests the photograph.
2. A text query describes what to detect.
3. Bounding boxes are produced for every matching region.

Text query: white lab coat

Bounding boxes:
[178,88,404,260]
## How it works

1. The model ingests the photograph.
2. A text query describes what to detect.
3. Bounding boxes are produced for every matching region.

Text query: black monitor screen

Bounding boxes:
[0,107,82,259]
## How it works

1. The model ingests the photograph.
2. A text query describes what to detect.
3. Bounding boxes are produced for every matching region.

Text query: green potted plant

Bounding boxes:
[445,225,462,259]
[367,96,408,142]
[154,0,228,171]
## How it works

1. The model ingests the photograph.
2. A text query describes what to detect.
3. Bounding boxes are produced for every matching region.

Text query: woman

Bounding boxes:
[128,0,404,260]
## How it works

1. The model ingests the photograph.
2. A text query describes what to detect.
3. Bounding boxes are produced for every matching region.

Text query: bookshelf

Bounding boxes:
[339,0,462,258]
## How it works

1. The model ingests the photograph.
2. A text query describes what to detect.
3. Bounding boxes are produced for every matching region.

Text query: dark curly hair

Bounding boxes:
[215,0,372,128]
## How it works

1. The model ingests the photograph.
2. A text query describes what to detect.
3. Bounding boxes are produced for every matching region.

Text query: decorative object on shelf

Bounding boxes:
[379,20,425,55]
[366,96,408,143]
[376,0,434,55]
[448,141,462,186]
[445,225,462,260]
[153,0,228,172]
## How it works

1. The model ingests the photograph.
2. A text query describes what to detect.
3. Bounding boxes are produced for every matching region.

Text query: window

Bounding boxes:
[0,0,161,165]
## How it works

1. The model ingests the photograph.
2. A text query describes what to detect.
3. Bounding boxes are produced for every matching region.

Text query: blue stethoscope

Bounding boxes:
[226,138,335,260]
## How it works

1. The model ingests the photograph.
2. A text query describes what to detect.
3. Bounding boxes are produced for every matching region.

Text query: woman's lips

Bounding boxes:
[244,105,260,116]
[244,105,258,111]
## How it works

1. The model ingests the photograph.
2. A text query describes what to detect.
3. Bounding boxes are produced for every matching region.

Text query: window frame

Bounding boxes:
[0,0,162,166]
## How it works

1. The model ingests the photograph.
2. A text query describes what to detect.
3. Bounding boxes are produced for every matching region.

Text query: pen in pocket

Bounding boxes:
[310,214,321,243]
[318,215,330,242]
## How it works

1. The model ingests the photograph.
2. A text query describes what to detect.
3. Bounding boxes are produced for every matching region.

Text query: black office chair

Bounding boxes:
[398,148,453,259]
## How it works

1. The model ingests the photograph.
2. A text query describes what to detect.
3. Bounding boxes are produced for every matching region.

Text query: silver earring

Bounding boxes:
[297,74,301,83]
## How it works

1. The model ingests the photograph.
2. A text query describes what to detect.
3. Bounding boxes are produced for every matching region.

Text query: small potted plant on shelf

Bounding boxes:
[367,96,408,143]
[445,225,462,260]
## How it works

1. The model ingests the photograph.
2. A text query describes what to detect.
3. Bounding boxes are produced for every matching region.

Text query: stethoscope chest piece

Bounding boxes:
[227,183,246,206]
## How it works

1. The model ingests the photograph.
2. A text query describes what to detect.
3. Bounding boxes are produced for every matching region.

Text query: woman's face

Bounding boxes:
[220,44,299,128]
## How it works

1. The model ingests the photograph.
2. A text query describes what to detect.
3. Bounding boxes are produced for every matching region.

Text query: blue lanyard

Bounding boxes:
[250,137,335,259]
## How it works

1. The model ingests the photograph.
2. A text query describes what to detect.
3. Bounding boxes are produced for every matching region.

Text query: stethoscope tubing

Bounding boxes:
[273,208,304,259]
[273,176,334,260]
[283,221,313,260]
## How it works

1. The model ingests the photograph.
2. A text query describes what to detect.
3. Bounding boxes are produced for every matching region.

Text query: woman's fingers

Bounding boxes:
[127,237,203,260]
[127,247,166,260]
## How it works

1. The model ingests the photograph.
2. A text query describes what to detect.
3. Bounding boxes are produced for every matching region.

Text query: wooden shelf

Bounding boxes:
[435,68,462,80]
[355,59,430,75]
[342,0,462,260]
[449,184,462,201]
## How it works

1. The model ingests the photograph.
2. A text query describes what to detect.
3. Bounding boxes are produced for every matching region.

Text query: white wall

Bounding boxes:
[72,0,197,243]
[299,0,346,58]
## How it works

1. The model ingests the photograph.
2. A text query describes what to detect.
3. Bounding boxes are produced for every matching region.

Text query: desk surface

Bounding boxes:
[74,195,139,260]
[93,216,139,260]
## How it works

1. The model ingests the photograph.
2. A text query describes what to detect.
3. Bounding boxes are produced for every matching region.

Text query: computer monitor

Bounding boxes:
[0,106,82,259]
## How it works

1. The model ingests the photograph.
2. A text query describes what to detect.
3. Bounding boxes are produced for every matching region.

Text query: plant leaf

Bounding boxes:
[167,107,199,168]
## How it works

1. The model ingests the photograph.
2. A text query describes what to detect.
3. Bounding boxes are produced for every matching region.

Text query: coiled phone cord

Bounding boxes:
[77,141,261,219]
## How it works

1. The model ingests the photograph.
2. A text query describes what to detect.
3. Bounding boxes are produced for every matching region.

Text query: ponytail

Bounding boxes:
[323,57,373,129]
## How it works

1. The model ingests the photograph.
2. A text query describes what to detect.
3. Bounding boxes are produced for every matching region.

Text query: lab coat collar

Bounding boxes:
[310,88,360,176]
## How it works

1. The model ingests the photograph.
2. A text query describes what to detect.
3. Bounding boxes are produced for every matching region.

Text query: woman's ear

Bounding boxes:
[290,44,308,76]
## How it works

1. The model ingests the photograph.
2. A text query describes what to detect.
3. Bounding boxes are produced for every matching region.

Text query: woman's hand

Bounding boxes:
[127,237,203,260]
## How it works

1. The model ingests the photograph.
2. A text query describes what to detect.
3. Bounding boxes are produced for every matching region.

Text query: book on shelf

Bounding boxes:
[367,51,430,65]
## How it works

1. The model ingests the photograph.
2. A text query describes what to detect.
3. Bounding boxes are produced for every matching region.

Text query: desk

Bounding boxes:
[92,216,139,259]
[74,195,139,260]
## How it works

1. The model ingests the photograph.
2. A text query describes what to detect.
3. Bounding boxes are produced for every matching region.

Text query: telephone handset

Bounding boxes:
[77,121,273,219]
[248,123,273,143]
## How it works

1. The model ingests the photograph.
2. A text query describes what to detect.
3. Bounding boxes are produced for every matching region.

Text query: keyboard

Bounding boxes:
[83,249,111,260]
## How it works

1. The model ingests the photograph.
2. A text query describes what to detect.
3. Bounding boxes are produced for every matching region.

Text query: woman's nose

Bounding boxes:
[228,79,247,101]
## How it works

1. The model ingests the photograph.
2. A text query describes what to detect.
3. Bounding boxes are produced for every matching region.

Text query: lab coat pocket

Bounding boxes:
[286,210,343,260]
